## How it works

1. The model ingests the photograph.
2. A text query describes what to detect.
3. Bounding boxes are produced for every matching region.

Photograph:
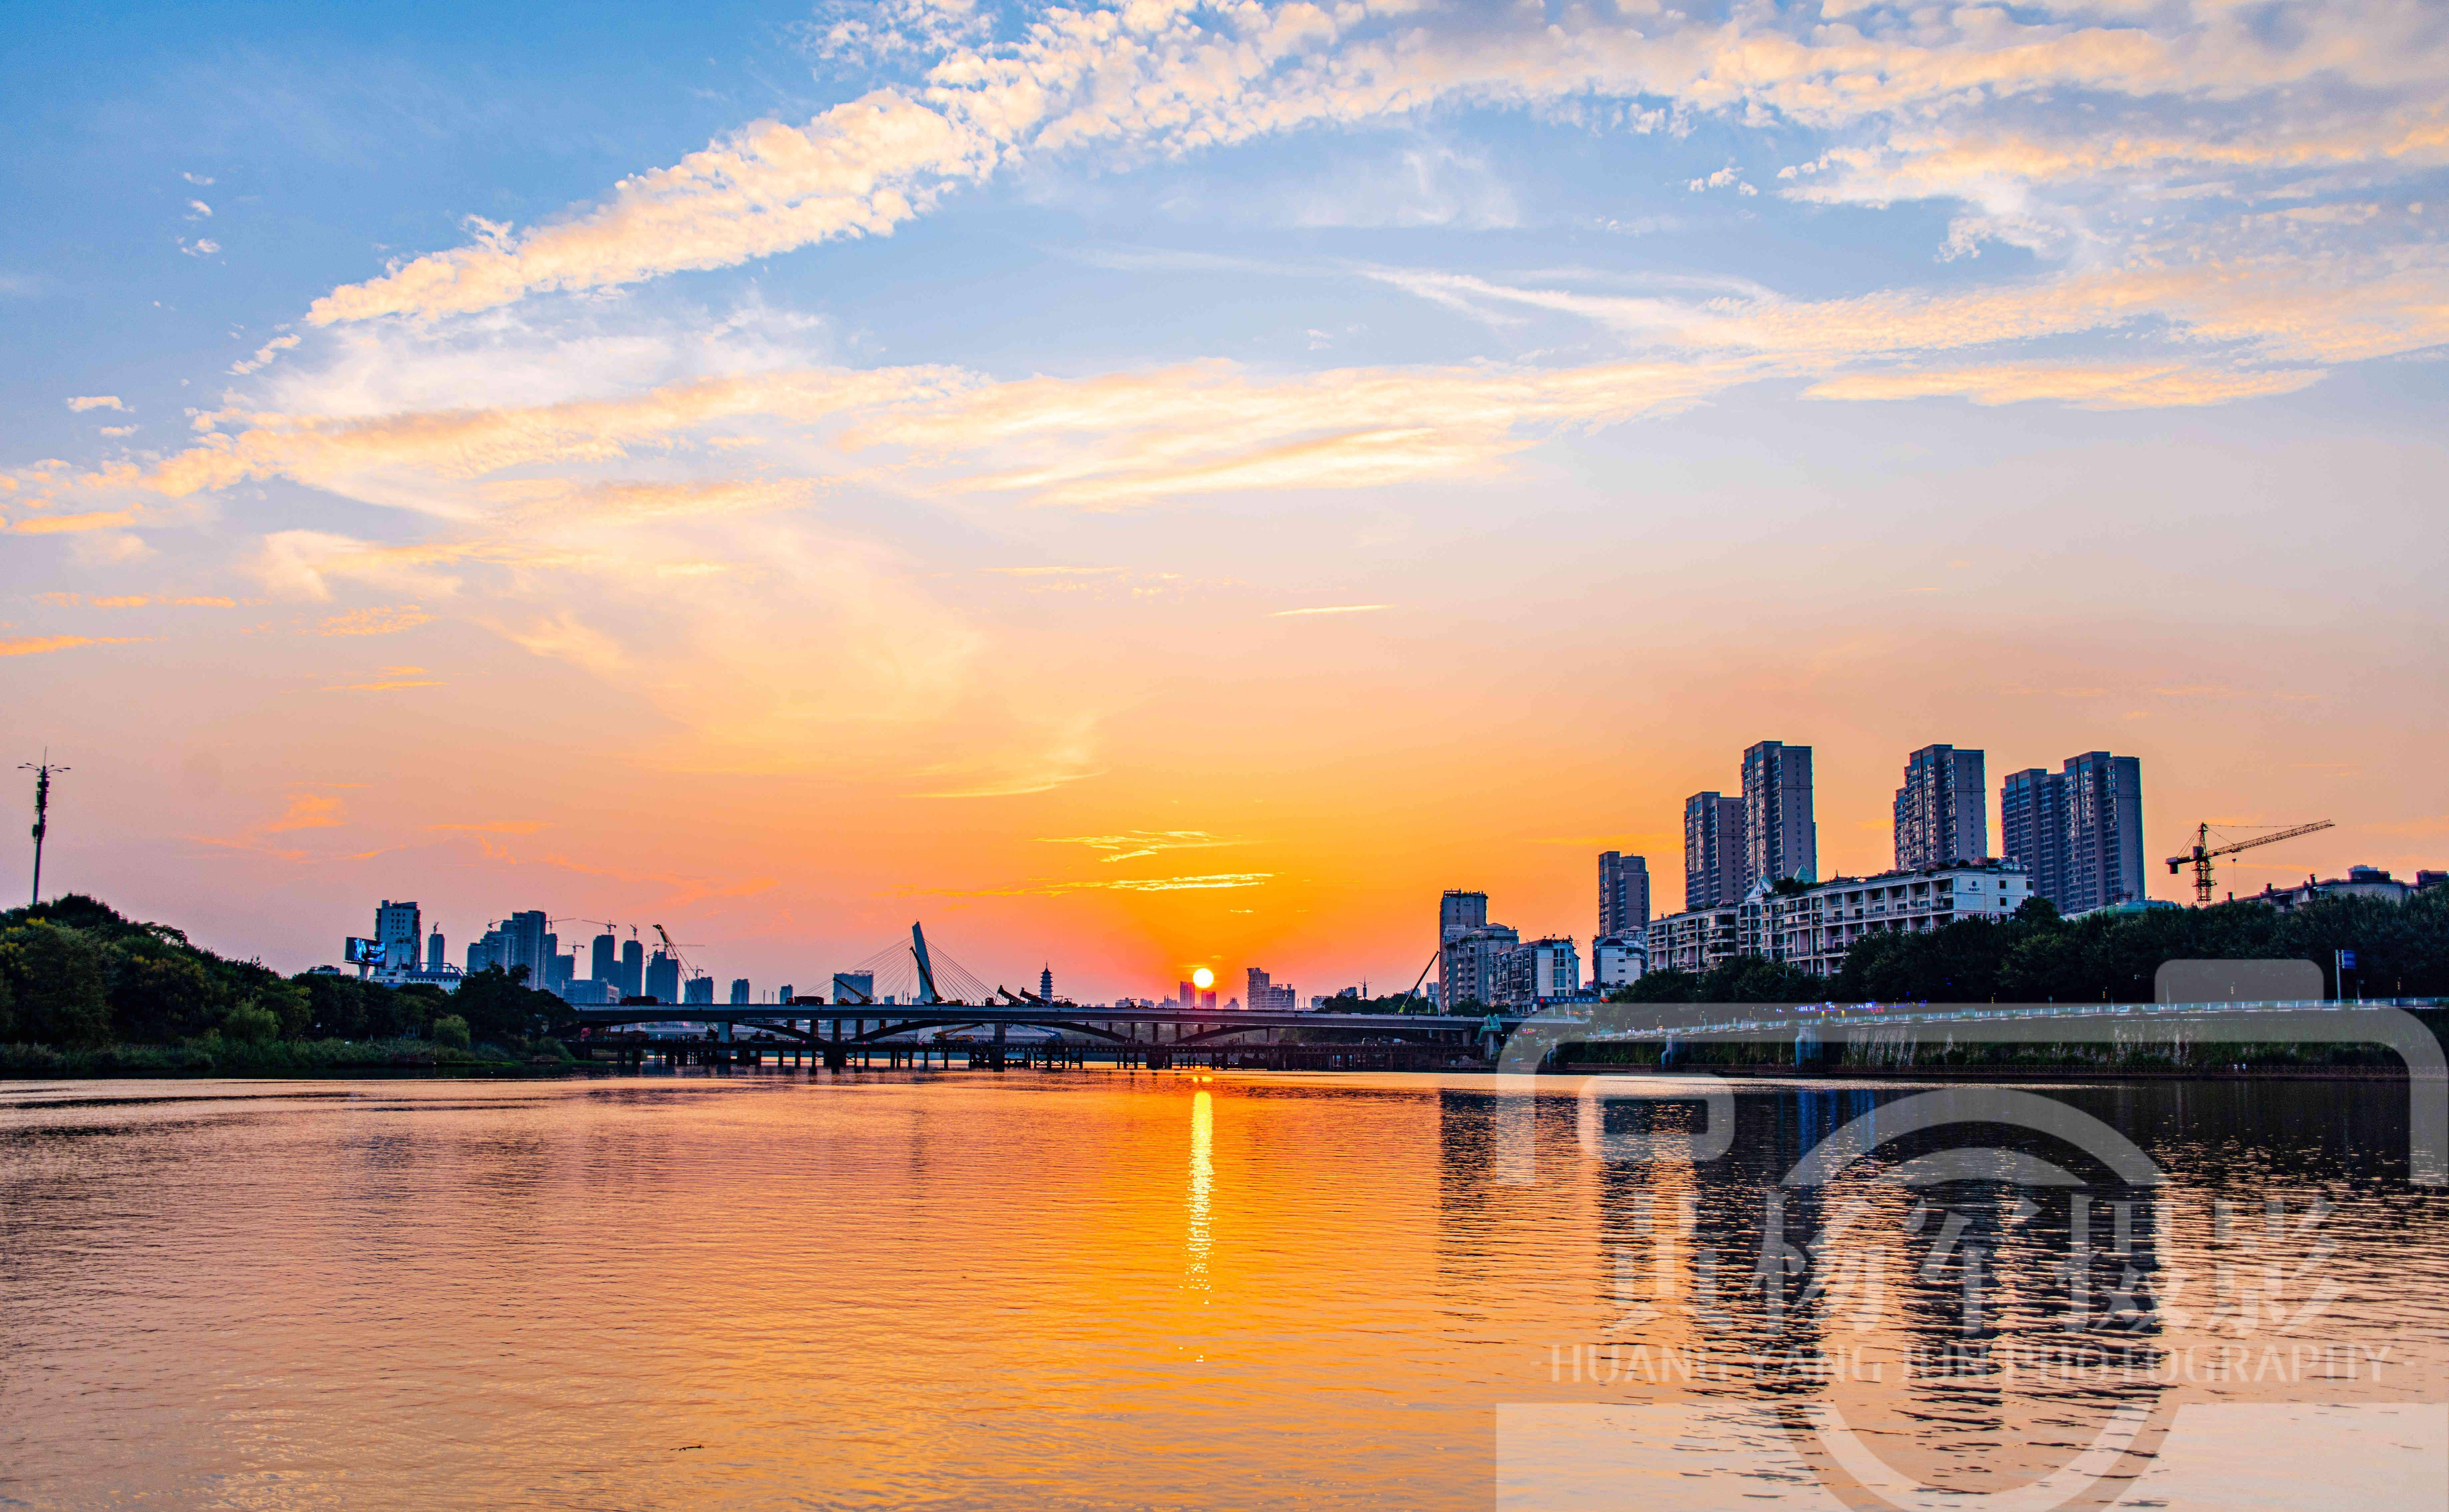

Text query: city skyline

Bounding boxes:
[4,1,2442,1000]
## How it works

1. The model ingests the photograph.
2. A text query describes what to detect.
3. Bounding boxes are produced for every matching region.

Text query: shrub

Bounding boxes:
[431,1014,471,1049]
[222,1001,281,1045]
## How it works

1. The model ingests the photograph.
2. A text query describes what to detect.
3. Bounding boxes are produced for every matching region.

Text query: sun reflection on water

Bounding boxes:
[1184,1089,1213,1295]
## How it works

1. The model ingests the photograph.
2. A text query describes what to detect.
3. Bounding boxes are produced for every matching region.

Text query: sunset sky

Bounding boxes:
[4,0,2445,998]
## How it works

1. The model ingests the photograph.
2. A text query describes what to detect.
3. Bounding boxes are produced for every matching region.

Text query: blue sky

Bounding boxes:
[3,0,2445,987]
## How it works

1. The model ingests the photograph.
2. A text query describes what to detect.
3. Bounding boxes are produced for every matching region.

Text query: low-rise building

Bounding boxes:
[1646,906,1742,975]
[1492,936,1580,1008]
[1774,861,2031,977]
[1591,934,1647,993]
[2236,865,2432,913]
[370,965,465,994]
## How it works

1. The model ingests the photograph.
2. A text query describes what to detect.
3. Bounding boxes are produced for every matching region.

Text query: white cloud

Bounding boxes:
[229,334,300,376]
[67,395,125,412]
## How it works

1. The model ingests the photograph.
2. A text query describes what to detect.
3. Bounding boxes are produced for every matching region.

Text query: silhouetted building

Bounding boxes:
[1039,965,1055,1001]
[2239,865,2423,913]
[1178,979,1196,1008]
[833,971,874,1004]
[1684,793,1745,910]
[684,975,714,1005]
[2003,752,2144,914]
[730,978,751,1005]
[1895,744,1988,869]
[426,929,446,971]
[467,925,509,976]
[618,938,645,1000]
[1246,967,1296,1012]
[1199,990,1217,1011]
[591,932,617,988]
[1742,740,1817,889]
[1598,851,1650,937]
[645,949,680,1004]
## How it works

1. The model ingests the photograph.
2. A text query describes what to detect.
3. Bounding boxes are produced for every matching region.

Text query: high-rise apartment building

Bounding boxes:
[645,949,681,1004]
[1895,744,1989,869]
[1245,967,1296,1012]
[1598,852,1651,938]
[1178,979,1196,1008]
[591,932,617,987]
[1440,924,1521,1011]
[2061,751,2145,914]
[618,938,645,1000]
[683,975,714,1005]
[376,900,421,970]
[730,978,751,1005]
[2002,752,2145,914]
[1439,890,1489,940]
[833,971,874,1003]
[426,929,446,970]
[466,924,510,976]
[1683,793,1746,910]
[494,910,551,985]
[1742,740,1817,890]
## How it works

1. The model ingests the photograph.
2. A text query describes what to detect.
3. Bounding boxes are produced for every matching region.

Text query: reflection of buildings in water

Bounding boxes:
[1183,1089,1213,1293]
[1430,1085,1604,1324]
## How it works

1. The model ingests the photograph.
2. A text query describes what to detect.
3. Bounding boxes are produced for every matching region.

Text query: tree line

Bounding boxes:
[1611,889,2449,1005]
[0,895,570,1051]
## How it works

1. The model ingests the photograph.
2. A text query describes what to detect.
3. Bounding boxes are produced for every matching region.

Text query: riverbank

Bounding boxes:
[0,1038,607,1079]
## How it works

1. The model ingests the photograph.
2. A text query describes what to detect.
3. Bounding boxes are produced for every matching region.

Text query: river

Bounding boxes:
[3,1071,2444,1509]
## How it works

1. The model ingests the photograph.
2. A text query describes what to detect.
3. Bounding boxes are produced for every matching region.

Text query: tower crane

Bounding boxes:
[2166,820,2335,905]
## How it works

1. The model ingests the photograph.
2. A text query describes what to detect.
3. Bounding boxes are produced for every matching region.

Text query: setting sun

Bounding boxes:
[1191,967,1215,991]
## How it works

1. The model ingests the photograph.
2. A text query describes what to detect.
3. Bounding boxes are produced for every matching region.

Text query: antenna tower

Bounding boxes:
[19,755,67,908]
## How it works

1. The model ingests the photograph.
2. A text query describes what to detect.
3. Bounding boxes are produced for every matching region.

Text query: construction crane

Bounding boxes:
[2166,820,2335,905]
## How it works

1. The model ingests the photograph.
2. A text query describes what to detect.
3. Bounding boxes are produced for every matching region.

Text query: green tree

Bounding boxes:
[451,966,564,1047]
[222,1000,280,1044]
[431,1014,471,1049]
[1613,969,1700,1004]
[0,921,114,1046]
[110,949,226,1041]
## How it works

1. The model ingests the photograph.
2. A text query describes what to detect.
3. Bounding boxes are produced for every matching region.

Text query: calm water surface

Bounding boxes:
[2,1071,2444,1509]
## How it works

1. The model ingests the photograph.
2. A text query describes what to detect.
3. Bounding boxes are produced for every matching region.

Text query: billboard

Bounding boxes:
[343,937,381,966]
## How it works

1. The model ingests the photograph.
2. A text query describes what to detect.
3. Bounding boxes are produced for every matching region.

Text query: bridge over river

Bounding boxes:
[567,1003,1568,1070]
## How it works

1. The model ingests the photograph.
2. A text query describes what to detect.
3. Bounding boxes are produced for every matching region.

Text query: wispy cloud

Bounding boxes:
[1272,604,1390,617]
[0,634,144,657]
[317,605,434,637]
[1039,830,1244,863]
[66,396,124,412]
